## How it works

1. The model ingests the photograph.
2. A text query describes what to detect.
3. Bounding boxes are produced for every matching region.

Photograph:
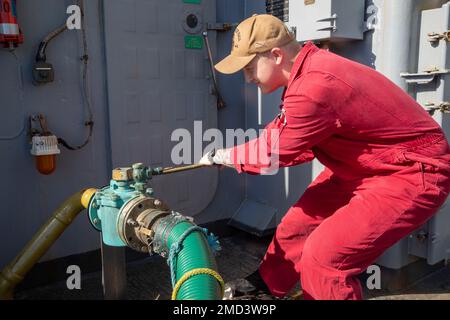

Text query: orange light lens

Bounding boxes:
[35,155,56,175]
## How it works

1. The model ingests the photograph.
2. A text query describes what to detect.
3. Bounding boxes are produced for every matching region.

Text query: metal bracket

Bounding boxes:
[428,30,450,43]
[206,23,237,32]
[316,14,337,32]
[28,113,52,142]
[400,68,450,84]
[424,101,450,115]
[289,26,297,38]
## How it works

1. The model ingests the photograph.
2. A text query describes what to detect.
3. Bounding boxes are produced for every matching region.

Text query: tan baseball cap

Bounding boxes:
[215,14,296,74]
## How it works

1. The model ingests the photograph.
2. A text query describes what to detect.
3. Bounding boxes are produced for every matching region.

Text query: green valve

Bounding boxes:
[185,35,203,49]
[183,0,201,3]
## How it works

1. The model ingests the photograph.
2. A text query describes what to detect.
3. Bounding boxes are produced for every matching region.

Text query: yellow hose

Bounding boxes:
[0,190,89,300]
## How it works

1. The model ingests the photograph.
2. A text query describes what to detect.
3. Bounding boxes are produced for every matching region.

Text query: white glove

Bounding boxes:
[199,148,232,166]
[199,149,215,166]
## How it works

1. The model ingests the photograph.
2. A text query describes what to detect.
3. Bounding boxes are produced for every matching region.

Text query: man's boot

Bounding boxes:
[223,270,275,300]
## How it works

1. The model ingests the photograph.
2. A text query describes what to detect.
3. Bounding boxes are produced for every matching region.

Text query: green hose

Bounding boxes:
[154,217,223,300]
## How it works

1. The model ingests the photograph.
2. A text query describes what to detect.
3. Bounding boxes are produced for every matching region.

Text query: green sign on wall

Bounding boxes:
[185,35,203,49]
[183,0,201,4]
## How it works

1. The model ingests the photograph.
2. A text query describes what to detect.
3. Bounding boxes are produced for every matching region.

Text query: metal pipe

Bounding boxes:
[35,24,68,62]
[202,31,226,109]
[0,190,87,299]
[381,0,417,91]
[157,164,209,175]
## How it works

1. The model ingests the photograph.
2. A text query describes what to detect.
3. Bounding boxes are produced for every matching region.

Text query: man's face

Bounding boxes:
[243,52,282,94]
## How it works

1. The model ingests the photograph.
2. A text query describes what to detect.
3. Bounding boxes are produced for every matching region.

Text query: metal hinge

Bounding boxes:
[424,101,450,115]
[428,30,450,43]
[400,67,450,84]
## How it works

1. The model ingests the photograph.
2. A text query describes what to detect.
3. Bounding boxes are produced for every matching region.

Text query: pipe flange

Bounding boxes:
[117,196,170,253]
[87,185,109,231]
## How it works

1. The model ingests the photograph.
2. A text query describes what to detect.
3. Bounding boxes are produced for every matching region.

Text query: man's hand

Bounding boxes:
[199,149,216,166]
[199,148,233,167]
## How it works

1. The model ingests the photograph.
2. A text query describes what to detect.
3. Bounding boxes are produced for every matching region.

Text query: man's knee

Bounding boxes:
[275,207,312,242]
[301,233,343,272]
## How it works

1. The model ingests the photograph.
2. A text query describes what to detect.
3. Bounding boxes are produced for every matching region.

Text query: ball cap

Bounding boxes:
[215,14,296,74]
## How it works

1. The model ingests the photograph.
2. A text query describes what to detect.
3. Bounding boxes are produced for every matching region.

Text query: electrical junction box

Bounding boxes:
[287,0,365,42]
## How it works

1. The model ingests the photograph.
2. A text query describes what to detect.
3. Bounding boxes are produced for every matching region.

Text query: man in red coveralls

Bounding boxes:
[199,14,450,300]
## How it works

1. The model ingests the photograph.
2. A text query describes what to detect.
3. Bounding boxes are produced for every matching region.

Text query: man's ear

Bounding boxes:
[270,47,283,65]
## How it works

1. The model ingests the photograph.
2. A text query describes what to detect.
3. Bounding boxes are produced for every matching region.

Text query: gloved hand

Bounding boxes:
[199,148,232,166]
[199,149,216,166]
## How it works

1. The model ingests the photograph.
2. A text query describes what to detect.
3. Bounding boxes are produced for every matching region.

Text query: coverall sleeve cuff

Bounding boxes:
[230,146,244,174]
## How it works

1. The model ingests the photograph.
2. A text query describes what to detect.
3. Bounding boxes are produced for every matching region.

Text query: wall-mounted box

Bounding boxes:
[288,0,365,42]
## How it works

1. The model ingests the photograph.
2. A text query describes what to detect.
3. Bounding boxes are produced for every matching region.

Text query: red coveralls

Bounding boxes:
[230,42,450,300]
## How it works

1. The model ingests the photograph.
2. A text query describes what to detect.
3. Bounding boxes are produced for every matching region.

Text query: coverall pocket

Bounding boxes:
[419,163,440,194]
[402,152,441,195]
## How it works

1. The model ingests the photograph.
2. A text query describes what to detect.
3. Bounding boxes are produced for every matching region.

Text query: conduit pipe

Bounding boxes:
[0,190,87,299]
